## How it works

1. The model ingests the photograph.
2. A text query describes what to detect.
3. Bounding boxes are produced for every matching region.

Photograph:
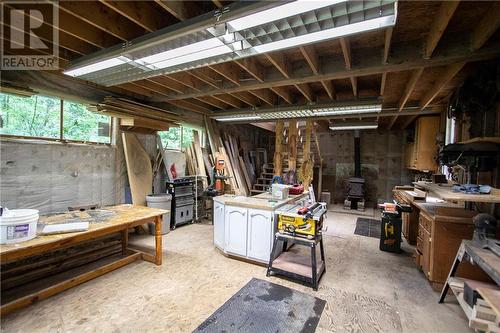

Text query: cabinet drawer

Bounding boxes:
[416,236,423,253]
[419,215,432,232]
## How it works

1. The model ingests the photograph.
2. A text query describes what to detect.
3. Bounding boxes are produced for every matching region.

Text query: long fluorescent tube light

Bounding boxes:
[227,0,344,32]
[64,57,127,77]
[253,16,396,54]
[312,104,382,116]
[329,123,378,131]
[215,115,262,122]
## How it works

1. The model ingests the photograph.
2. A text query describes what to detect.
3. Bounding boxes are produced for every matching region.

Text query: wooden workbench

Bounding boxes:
[413,181,500,203]
[0,205,167,315]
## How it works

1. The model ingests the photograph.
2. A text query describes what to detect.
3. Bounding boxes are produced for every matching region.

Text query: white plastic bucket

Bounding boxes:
[0,209,39,244]
[146,194,172,235]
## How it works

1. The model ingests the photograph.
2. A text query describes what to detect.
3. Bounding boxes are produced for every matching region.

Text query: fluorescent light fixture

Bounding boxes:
[253,16,396,54]
[329,122,378,131]
[312,104,382,116]
[64,57,127,77]
[214,115,262,122]
[227,0,344,32]
[147,44,233,69]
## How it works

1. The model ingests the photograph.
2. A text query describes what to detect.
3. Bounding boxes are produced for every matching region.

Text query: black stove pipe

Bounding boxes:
[354,130,361,177]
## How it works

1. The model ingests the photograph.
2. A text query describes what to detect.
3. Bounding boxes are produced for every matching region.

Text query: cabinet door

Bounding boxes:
[213,202,225,249]
[247,209,273,262]
[224,206,248,256]
[422,228,431,279]
[414,117,439,171]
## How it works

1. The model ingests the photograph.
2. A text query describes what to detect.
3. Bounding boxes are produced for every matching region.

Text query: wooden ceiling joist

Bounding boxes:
[388,68,424,129]
[380,73,387,96]
[271,86,294,104]
[420,62,465,109]
[300,45,320,74]
[149,76,187,94]
[154,0,202,21]
[118,83,155,98]
[339,37,358,97]
[265,53,291,78]
[294,83,314,102]
[167,99,212,115]
[235,58,265,82]
[212,94,243,109]
[230,92,260,107]
[208,63,241,86]
[383,28,393,64]
[320,80,336,100]
[191,68,221,89]
[249,89,275,106]
[57,1,142,41]
[471,1,500,50]
[99,0,170,32]
[168,72,203,92]
[423,1,460,59]
[137,80,174,96]
[162,41,499,102]
[349,77,358,97]
[194,96,228,110]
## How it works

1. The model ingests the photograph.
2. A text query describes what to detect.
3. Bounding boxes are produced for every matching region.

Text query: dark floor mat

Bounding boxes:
[193,278,326,333]
[354,218,381,239]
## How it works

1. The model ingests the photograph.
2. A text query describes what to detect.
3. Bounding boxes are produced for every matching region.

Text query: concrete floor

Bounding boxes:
[2,210,471,332]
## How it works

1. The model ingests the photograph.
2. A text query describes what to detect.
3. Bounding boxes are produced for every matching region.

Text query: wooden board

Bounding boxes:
[122,132,153,206]
[477,287,500,316]
[414,181,500,203]
[192,131,208,187]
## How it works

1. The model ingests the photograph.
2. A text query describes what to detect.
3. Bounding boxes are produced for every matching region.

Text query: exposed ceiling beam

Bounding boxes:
[209,63,241,86]
[265,53,290,78]
[118,82,155,98]
[350,77,358,97]
[249,89,275,106]
[471,1,500,50]
[99,0,169,32]
[149,76,187,94]
[321,80,336,100]
[300,45,320,74]
[231,92,260,107]
[190,68,221,89]
[295,83,314,102]
[154,0,202,21]
[420,62,465,109]
[212,94,243,109]
[235,58,265,82]
[212,0,223,8]
[57,1,142,41]
[380,73,387,96]
[159,41,499,102]
[271,86,294,104]
[138,79,173,96]
[195,96,227,110]
[401,115,418,129]
[167,100,212,115]
[339,37,352,70]
[168,72,203,92]
[388,68,425,128]
[423,1,460,59]
[383,27,393,64]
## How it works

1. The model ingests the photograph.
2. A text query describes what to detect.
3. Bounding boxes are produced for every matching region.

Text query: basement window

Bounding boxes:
[158,126,195,150]
[0,92,111,144]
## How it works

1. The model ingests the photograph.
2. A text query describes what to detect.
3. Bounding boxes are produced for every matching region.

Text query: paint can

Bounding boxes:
[0,209,39,244]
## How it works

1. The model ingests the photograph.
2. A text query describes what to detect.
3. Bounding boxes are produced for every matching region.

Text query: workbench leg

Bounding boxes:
[311,243,318,291]
[154,215,163,266]
[439,256,461,303]
[121,229,128,255]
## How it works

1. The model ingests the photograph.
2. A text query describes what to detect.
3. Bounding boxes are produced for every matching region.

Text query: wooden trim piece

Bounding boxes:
[0,252,141,316]
[423,1,460,59]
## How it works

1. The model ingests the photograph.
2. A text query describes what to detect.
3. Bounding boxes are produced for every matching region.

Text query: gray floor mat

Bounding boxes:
[354,218,381,239]
[194,278,326,333]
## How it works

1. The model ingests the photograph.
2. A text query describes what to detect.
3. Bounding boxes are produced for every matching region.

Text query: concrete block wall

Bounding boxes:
[318,129,411,206]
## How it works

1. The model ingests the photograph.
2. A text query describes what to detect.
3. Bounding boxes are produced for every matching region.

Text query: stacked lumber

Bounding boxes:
[204,117,255,196]
[89,97,181,132]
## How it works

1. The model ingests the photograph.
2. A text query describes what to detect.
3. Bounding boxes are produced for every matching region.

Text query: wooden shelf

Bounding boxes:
[448,277,473,320]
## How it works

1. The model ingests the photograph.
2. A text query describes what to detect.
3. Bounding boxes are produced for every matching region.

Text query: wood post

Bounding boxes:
[273,120,284,177]
[301,120,313,188]
[288,120,298,173]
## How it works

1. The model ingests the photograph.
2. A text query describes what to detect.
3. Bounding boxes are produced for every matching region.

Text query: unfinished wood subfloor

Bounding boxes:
[1,212,470,332]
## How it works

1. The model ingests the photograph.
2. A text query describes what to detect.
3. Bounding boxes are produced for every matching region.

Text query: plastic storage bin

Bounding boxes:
[146,194,172,235]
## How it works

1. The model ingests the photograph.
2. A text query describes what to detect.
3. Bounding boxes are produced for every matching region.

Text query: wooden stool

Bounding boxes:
[267,232,326,291]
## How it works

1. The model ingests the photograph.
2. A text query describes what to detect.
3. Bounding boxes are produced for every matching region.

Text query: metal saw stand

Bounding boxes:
[267,232,326,291]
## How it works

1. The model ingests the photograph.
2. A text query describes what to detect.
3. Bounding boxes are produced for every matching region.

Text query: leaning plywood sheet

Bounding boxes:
[122,132,152,206]
[164,150,186,180]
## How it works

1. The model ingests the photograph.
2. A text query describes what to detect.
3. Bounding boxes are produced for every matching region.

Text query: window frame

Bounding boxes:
[0,94,113,146]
